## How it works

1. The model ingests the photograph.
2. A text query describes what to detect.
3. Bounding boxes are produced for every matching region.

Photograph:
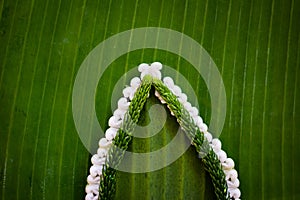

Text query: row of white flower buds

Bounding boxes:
[154,72,241,199]
[85,76,142,200]
[86,62,162,199]
[86,62,240,200]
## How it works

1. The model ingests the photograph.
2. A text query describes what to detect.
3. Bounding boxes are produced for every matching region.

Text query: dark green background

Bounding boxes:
[1,0,300,199]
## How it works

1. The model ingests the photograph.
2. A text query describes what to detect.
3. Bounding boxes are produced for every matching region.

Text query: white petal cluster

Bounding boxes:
[138,62,162,80]
[85,76,142,200]
[159,75,241,200]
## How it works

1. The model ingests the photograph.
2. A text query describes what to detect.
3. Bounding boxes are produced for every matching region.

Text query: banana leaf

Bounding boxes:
[0,0,300,199]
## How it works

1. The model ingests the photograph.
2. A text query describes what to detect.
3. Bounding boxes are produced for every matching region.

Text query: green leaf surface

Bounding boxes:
[1,0,300,199]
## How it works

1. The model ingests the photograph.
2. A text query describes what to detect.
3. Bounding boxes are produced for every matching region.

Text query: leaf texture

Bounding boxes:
[0,0,300,199]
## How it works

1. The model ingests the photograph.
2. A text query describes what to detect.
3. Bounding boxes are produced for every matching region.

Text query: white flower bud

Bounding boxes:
[123,87,135,100]
[163,77,174,88]
[98,138,112,148]
[222,158,235,170]
[225,169,238,182]
[211,138,222,151]
[183,102,192,111]
[204,132,213,142]
[228,188,241,198]
[97,148,107,158]
[217,150,227,163]
[105,127,118,141]
[87,175,100,185]
[199,123,208,132]
[138,63,149,72]
[108,116,122,128]
[194,116,203,126]
[89,165,103,177]
[227,178,240,188]
[130,77,141,89]
[178,93,187,104]
[117,98,129,110]
[173,85,182,96]
[113,109,126,120]
[91,154,106,166]
[189,107,199,117]
[151,62,162,70]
